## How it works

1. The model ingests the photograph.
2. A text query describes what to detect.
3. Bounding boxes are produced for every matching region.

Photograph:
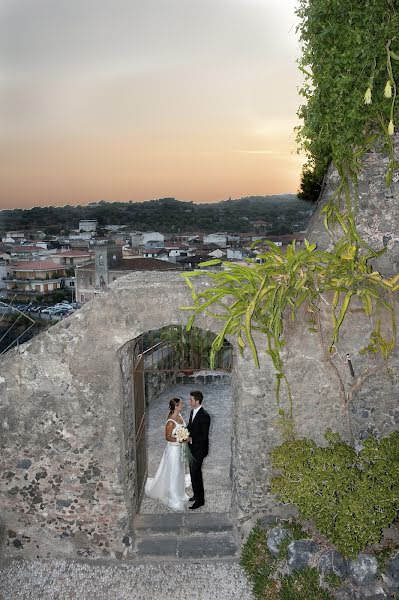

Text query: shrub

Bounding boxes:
[279,568,333,600]
[240,524,275,598]
[271,430,399,557]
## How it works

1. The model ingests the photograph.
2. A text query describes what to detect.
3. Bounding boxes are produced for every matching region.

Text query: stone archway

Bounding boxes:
[118,321,235,526]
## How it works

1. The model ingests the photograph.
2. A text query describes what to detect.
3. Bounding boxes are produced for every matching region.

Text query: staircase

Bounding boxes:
[132,512,238,561]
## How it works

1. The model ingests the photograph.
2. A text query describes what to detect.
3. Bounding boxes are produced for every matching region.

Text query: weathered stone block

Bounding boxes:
[266,526,292,556]
[349,554,378,585]
[287,539,319,572]
[318,549,348,579]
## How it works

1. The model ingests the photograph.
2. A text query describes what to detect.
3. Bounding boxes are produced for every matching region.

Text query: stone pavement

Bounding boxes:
[1,558,254,600]
[141,380,232,515]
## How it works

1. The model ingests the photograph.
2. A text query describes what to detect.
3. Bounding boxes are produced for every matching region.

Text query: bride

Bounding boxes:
[145,397,191,511]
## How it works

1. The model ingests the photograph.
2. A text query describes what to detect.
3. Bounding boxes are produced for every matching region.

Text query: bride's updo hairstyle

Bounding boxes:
[168,397,181,415]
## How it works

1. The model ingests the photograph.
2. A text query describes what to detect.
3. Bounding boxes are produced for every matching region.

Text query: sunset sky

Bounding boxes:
[0,0,304,209]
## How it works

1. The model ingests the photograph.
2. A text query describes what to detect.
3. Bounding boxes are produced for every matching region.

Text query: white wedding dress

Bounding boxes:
[145,417,191,511]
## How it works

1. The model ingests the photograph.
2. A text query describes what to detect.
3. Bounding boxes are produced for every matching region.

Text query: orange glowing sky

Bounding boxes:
[0,0,305,210]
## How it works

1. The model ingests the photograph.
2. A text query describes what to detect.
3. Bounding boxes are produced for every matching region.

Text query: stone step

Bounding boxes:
[134,533,239,560]
[134,512,234,536]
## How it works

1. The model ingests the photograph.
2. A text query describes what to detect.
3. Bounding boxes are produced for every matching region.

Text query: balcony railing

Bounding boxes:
[4,276,62,283]
[5,289,55,297]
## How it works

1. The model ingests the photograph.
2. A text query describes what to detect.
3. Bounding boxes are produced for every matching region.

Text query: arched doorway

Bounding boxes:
[131,325,233,514]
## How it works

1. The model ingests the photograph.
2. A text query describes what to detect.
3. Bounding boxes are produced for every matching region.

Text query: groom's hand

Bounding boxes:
[188,437,192,444]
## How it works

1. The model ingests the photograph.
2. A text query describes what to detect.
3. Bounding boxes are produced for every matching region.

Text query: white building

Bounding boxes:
[130,232,143,247]
[202,233,227,248]
[143,232,164,246]
[208,249,226,259]
[131,231,165,248]
[79,220,98,233]
[2,231,26,244]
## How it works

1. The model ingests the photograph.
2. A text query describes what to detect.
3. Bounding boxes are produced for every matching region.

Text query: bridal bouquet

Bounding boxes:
[173,426,193,464]
[173,426,190,444]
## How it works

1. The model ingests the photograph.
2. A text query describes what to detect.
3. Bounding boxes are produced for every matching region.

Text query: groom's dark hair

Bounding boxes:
[190,390,203,404]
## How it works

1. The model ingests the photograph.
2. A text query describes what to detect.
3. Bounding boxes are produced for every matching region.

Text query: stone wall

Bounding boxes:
[308,133,399,275]
[145,370,176,406]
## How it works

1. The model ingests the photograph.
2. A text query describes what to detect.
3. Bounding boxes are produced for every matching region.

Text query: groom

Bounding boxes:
[187,390,211,509]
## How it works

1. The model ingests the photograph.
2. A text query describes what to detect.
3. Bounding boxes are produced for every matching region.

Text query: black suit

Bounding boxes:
[187,406,211,504]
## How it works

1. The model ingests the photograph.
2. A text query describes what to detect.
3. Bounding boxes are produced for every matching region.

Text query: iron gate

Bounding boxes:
[132,348,147,507]
[135,326,232,373]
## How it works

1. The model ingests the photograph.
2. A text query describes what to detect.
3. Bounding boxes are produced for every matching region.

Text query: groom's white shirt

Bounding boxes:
[192,406,201,421]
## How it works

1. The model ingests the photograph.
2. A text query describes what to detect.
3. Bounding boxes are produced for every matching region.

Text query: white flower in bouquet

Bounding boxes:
[173,426,189,443]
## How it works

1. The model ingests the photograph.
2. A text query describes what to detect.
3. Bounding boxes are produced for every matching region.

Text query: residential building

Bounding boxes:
[8,245,51,261]
[4,261,67,301]
[75,241,181,304]
[207,249,226,259]
[130,232,143,247]
[49,250,94,268]
[130,231,165,248]
[202,233,227,248]
[0,260,10,291]
[79,220,98,232]
[226,248,254,261]
[142,248,169,260]
[2,231,26,244]
[143,232,164,247]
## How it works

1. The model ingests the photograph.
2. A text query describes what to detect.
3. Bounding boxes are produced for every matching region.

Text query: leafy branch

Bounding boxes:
[181,233,398,437]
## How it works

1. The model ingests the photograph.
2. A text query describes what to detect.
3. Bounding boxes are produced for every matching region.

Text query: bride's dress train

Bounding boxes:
[145,418,191,511]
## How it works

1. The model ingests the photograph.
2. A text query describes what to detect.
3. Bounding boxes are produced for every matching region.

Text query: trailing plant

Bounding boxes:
[296,0,399,219]
[181,238,398,434]
[271,429,399,557]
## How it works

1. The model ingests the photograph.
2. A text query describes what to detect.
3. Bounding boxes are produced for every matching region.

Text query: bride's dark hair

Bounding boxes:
[168,397,181,415]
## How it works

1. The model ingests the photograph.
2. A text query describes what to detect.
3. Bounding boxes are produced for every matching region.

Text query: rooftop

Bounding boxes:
[79,258,182,272]
[55,250,93,257]
[11,261,66,271]
[9,246,45,253]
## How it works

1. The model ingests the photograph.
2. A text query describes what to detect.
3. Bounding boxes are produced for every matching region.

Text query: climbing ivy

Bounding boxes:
[296,0,399,208]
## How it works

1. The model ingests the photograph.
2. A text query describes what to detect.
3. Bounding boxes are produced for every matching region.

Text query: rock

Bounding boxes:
[16,459,32,469]
[287,539,319,572]
[51,438,71,452]
[360,581,388,598]
[266,526,292,556]
[318,550,348,579]
[385,550,399,586]
[349,554,378,585]
[258,515,280,528]
[56,499,73,509]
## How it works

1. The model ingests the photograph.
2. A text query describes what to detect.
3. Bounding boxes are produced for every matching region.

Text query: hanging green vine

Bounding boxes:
[296,0,399,209]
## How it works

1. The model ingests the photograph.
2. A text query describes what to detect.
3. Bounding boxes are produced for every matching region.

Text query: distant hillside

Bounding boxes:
[0,195,315,235]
